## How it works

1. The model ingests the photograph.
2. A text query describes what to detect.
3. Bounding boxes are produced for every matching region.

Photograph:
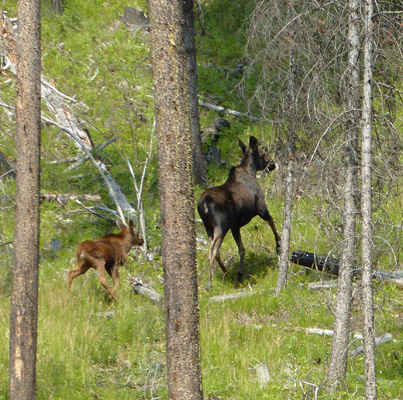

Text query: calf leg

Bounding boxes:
[67,259,90,293]
[110,266,120,298]
[231,228,245,282]
[92,258,118,302]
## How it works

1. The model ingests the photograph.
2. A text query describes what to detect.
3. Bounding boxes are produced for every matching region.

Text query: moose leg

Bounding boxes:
[231,228,245,282]
[260,209,281,254]
[215,251,227,274]
[207,235,226,273]
[67,259,90,293]
[208,235,224,290]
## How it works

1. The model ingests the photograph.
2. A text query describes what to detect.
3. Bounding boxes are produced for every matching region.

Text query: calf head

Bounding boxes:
[238,136,276,173]
[122,219,144,247]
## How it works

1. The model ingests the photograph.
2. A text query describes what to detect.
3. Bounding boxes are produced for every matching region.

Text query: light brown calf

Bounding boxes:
[67,220,144,301]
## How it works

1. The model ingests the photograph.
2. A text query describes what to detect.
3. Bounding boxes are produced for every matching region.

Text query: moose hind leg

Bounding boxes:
[231,228,245,282]
[208,234,224,290]
[215,250,227,274]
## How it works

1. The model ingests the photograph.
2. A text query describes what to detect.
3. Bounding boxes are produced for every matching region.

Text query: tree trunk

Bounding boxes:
[361,0,377,397]
[148,0,203,398]
[326,0,361,389]
[9,1,41,399]
[184,0,208,186]
[275,2,297,296]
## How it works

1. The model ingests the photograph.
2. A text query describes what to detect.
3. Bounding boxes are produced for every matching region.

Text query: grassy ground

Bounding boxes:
[1,0,403,399]
[1,193,402,399]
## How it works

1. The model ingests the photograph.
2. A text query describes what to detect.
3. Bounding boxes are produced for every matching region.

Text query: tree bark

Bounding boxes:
[9,1,41,399]
[184,0,208,186]
[148,0,203,398]
[326,0,361,389]
[361,0,377,397]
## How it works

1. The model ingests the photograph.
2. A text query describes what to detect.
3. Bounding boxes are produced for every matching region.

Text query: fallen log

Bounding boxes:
[307,281,339,291]
[290,250,343,276]
[198,100,266,122]
[382,277,403,289]
[209,289,274,302]
[350,333,393,357]
[291,250,403,288]
[41,193,102,203]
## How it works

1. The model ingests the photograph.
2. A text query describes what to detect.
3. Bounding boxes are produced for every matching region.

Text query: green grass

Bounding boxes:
[1,202,403,399]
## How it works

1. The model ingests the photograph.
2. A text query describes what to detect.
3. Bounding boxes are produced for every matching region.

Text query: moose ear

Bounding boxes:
[128,220,134,229]
[238,139,247,154]
[249,136,259,150]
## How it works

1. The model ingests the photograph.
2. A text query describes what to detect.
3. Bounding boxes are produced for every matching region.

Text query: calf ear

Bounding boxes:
[238,139,246,154]
[128,220,134,229]
[249,136,259,150]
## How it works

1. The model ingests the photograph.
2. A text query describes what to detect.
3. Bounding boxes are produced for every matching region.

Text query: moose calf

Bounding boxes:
[67,220,144,301]
[198,136,281,289]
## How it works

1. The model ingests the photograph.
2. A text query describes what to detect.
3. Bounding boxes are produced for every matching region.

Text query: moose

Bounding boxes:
[197,136,281,289]
[67,220,144,301]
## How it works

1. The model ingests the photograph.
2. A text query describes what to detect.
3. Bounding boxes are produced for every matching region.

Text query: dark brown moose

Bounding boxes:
[197,136,281,289]
[67,220,144,301]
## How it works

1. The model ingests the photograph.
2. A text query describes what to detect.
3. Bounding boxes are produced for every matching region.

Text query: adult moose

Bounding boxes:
[198,136,281,289]
[67,220,144,301]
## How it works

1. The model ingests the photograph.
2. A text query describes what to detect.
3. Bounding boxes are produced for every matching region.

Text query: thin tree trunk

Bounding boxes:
[148,0,203,398]
[9,0,41,398]
[326,0,360,389]
[275,2,297,296]
[361,0,377,397]
[184,0,208,185]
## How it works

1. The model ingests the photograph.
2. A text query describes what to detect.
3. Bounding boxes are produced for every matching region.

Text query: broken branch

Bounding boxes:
[128,275,163,304]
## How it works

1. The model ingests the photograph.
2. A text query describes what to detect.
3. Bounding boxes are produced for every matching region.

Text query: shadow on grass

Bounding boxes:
[214,251,278,289]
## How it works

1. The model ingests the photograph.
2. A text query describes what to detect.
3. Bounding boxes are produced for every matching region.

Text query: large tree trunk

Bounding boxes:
[148,0,203,398]
[361,0,377,397]
[326,0,361,389]
[184,0,208,186]
[9,0,41,399]
[275,2,297,296]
